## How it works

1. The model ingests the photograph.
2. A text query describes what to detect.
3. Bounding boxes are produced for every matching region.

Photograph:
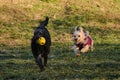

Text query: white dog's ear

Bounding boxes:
[75,26,81,31]
[85,31,89,36]
[78,27,83,32]
[74,27,78,31]
[75,26,83,32]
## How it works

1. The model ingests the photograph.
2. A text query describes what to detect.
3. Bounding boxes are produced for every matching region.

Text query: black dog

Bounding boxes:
[31,17,51,71]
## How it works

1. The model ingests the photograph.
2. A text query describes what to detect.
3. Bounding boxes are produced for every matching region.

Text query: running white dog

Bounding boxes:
[73,27,93,56]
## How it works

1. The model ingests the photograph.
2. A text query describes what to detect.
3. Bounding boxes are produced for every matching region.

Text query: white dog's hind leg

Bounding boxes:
[81,45,89,53]
[90,40,94,51]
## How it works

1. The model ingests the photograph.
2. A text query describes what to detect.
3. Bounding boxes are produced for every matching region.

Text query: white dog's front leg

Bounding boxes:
[81,45,89,53]
[74,45,80,56]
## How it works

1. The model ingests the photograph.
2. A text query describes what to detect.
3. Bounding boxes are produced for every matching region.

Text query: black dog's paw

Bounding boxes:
[40,68,45,72]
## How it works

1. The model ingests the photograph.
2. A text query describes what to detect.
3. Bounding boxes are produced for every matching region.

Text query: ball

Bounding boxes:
[37,37,46,45]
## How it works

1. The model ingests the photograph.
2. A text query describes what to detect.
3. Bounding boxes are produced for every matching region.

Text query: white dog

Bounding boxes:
[73,27,93,56]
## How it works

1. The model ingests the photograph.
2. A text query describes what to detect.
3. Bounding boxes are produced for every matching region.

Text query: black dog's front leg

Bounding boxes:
[36,54,45,71]
[44,46,50,66]
[31,43,44,71]
[44,55,48,66]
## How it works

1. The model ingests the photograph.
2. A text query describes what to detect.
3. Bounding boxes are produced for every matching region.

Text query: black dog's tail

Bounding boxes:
[39,17,49,28]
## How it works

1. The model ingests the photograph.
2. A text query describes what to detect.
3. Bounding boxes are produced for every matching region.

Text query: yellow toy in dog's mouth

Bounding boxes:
[37,37,46,45]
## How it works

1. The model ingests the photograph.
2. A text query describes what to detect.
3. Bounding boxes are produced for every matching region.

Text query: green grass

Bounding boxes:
[0,0,120,80]
[0,42,120,80]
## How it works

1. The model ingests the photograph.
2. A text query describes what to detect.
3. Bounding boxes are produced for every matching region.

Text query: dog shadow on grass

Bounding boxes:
[47,43,120,79]
[0,45,34,60]
[0,43,119,79]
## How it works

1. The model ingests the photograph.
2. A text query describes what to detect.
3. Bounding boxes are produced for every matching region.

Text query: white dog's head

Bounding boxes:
[73,27,85,44]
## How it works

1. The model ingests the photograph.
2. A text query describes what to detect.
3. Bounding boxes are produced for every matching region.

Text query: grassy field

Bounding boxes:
[0,0,120,80]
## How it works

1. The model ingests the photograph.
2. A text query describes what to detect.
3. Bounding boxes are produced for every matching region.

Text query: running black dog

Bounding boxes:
[31,17,51,71]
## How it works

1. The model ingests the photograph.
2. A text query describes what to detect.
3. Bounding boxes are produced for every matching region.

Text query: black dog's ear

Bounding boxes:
[44,16,49,26]
[39,16,49,28]
[45,16,49,22]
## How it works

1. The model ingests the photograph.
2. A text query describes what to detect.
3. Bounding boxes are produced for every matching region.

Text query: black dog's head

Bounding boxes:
[33,28,45,40]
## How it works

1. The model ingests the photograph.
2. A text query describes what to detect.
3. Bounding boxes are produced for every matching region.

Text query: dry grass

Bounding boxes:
[0,0,120,46]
